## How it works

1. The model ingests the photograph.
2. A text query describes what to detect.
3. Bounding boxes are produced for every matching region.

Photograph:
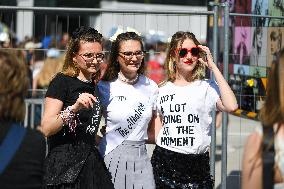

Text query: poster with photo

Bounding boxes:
[249,65,267,77]
[234,27,251,65]
[235,0,252,26]
[267,27,284,67]
[233,64,250,75]
[268,0,284,26]
[249,27,267,67]
[252,0,269,26]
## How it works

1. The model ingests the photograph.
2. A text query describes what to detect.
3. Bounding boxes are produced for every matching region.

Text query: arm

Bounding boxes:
[32,75,39,97]
[40,93,97,137]
[242,132,262,189]
[198,45,238,112]
[147,110,163,144]
[40,97,64,137]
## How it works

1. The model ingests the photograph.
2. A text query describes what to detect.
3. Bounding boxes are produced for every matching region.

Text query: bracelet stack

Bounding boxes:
[60,106,80,134]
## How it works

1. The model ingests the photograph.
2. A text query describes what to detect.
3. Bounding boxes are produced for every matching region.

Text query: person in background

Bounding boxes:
[40,26,113,189]
[242,48,284,189]
[149,31,238,189]
[98,31,158,189]
[32,54,64,96]
[270,29,282,62]
[0,50,46,189]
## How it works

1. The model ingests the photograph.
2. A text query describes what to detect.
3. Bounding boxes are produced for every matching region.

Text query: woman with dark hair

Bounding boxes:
[242,49,284,188]
[40,26,113,189]
[149,31,237,189]
[0,50,46,189]
[98,31,158,189]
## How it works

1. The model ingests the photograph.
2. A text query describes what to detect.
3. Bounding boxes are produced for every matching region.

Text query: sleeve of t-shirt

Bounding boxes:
[45,73,67,101]
[207,80,220,110]
[97,81,110,109]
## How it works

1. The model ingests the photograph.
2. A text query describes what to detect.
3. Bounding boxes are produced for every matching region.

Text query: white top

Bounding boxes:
[156,80,220,154]
[98,75,158,156]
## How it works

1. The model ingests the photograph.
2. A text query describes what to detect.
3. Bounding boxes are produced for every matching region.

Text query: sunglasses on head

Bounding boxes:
[177,47,200,58]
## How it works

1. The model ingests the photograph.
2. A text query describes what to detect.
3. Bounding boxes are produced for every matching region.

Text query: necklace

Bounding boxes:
[118,72,139,85]
[77,76,92,83]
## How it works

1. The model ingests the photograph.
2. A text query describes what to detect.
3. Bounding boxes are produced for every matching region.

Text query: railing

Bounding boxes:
[1,2,284,188]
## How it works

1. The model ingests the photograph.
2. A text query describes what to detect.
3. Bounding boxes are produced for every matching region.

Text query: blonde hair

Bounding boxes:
[260,48,284,126]
[37,56,64,88]
[0,50,29,122]
[165,31,206,82]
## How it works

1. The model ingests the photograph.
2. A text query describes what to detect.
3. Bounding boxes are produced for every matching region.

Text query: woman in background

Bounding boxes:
[0,50,46,189]
[242,49,284,189]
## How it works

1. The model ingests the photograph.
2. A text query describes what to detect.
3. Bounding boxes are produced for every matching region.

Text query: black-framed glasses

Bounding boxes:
[119,50,145,60]
[176,47,200,58]
[78,52,105,63]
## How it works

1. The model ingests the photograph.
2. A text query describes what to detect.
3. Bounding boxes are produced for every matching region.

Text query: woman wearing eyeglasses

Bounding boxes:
[148,31,238,189]
[40,26,114,189]
[98,31,158,189]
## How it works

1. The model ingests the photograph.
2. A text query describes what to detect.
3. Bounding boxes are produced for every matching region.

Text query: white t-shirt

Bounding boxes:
[98,75,158,156]
[156,80,220,154]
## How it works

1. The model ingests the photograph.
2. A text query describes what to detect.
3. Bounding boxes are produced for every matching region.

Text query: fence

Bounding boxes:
[1,2,284,188]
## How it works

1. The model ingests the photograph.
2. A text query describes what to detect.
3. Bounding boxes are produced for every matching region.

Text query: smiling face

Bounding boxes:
[175,38,199,73]
[117,40,143,75]
[73,41,103,79]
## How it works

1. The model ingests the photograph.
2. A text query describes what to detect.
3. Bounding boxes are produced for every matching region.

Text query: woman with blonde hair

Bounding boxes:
[149,31,237,188]
[242,49,284,189]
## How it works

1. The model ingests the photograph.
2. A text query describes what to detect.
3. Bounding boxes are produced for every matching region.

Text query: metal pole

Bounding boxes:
[0,6,214,15]
[221,2,229,189]
[209,1,219,184]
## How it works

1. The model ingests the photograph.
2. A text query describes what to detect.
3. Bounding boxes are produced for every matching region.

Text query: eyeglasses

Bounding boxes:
[176,47,200,58]
[119,50,145,60]
[78,52,105,63]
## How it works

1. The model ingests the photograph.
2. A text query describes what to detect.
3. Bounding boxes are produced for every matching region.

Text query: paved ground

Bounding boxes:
[146,114,261,189]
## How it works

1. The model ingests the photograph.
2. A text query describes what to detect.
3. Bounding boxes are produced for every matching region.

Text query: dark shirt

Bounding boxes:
[44,73,102,185]
[0,121,46,189]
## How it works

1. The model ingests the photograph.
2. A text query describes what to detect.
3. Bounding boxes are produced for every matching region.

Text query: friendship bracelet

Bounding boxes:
[59,106,80,134]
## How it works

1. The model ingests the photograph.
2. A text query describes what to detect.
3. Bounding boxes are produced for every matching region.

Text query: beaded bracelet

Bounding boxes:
[59,106,79,134]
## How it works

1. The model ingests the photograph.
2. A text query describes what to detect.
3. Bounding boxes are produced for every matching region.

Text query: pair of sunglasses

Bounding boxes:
[177,47,200,58]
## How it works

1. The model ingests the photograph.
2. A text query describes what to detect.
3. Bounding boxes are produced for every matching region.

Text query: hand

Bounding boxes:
[197,45,214,70]
[71,93,97,112]
[100,125,106,136]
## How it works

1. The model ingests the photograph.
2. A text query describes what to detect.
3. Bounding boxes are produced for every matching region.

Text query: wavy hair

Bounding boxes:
[260,48,284,126]
[62,26,103,81]
[165,31,206,82]
[102,32,145,81]
[0,50,29,122]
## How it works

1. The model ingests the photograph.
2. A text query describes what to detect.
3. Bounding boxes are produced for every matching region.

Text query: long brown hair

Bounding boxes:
[0,50,29,122]
[62,26,103,81]
[260,48,284,126]
[102,32,145,81]
[165,31,206,82]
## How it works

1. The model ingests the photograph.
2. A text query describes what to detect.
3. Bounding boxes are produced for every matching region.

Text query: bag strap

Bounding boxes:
[0,123,26,174]
[262,124,275,189]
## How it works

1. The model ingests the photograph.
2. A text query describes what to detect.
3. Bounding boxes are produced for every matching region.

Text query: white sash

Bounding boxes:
[99,90,153,156]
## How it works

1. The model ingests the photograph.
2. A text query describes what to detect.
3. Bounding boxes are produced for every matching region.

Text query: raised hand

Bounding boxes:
[197,45,214,70]
[72,93,97,112]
